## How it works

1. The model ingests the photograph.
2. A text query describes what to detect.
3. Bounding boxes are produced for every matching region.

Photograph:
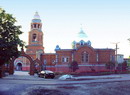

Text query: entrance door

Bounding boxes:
[16,63,22,71]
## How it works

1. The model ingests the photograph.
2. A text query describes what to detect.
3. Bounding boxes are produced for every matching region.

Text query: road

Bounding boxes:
[1,71,130,95]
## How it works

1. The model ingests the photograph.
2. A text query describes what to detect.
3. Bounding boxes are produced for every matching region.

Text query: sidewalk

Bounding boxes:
[74,74,122,80]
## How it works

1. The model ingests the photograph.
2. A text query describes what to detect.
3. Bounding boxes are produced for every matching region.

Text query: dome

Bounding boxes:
[78,28,87,38]
[55,45,61,51]
[75,28,88,42]
[72,27,92,48]
[34,12,40,19]
[32,12,41,23]
[72,41,76,49]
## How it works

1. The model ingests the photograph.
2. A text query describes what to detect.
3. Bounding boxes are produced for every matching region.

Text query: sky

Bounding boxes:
[1,0,130,57]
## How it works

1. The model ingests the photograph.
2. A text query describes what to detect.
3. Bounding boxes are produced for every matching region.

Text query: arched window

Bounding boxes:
[38,24,40,28]
[34,24,37,28]
[32,34,37,41]
[81,52,89,63]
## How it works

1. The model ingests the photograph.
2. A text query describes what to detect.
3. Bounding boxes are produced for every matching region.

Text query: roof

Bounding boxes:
[95,48,115,51]
[56,49,73,51]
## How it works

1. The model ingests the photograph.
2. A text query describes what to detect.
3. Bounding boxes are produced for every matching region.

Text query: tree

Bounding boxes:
[117,61,128,72]
[105,61,115,71]
[0,8,24,77]
[68,60,79,72]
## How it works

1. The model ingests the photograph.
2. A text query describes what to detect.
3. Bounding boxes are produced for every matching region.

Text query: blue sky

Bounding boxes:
[1,0,130,57]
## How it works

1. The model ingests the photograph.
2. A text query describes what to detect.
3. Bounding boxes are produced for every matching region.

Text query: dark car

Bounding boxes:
[38,70,55,79]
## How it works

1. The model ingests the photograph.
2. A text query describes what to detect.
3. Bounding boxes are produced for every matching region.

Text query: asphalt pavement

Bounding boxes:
[1,71,130,85]
[1,71,130,95]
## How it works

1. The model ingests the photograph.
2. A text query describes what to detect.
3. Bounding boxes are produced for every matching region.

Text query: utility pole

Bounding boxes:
[111,42,120,70]
[128,38,130,42]
[128,38,130,45]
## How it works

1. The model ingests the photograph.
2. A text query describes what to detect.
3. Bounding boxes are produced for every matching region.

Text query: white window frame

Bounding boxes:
[61,56,69,63]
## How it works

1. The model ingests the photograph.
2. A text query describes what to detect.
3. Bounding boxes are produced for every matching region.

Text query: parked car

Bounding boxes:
[38,70,55,79]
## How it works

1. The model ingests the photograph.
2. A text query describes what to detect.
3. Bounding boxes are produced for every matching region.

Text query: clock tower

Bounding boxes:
[26,12,44,59]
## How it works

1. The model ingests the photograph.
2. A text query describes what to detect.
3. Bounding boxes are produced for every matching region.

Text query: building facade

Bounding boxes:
[117,54,124,64]
[15,12,115,73]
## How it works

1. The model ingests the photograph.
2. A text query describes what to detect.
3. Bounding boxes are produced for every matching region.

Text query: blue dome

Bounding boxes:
[55,45,61,51]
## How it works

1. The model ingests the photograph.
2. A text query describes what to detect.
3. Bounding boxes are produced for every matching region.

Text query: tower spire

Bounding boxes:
[31,12,42,30]
[34,11,40,19]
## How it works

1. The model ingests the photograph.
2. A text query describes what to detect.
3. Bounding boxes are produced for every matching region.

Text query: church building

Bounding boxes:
[15,12,115,73]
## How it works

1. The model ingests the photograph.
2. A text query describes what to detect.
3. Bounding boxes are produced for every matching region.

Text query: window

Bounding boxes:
[44,59,47,65]
[38,24,40,28]
[52,60,56,64]
[111,55,115,62]
[81,52,89,63]
[34,24,37,28]
[62,57,64,62]
[80,40,84,46]
[32,34,37,41]
[62,57,69,63]
[96,53,99,62]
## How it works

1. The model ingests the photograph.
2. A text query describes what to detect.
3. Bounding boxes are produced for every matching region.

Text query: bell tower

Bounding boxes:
[26,12,44,59]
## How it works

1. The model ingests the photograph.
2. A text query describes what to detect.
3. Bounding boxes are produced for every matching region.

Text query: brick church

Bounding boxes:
[14,12,115,73]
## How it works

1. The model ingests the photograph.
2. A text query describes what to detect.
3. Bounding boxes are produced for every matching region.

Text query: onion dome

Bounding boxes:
[78,28,87,39]
[55,45,61,51]
[72,27,92,48]
[75,28,87,42]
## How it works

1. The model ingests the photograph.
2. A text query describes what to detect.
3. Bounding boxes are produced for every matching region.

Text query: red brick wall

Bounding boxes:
[96,49,115,64]
[42,64,113,73]
[75,46,96,64]
[56,50,72,65]
[43,54,56,66]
